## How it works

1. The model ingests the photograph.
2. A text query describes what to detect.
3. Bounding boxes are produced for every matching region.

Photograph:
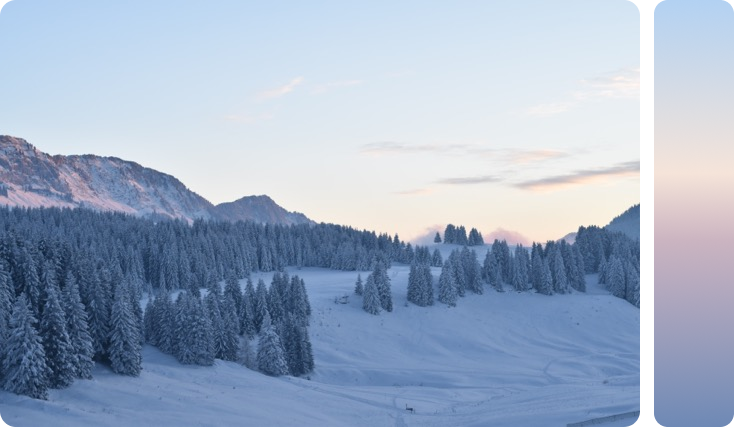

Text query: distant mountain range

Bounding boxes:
[560,203,640,243]
[0,135,313,225]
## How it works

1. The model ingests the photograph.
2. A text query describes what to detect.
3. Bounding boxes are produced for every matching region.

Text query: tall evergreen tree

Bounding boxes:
[257,312,289,376]
[572,244,587,292]
[223,270,244,331]
[550,248,570,294]
[437,259,458,307]
[431,249,443,267]
[511,245,530,291]
[2,294,50,400]
[449,250,466,297]
[188,299,215,366]
[483,250,502,291]
[362,274,381,315]
[40,280,76,389]
[443,224,456,244]
[354,274,363,296]
[86,267,111,359]
[242,278,257,338]
[468,228,484,246]
[537,258,553,296]
[108,285,142,376]
[625,260,639,306]
[219,298,240,362]
[253,279,270,333]
[606,256,625,298]
[407,263,420,305]
[462,248,482,294]
[0,264,13,379]
[372,261,392,312]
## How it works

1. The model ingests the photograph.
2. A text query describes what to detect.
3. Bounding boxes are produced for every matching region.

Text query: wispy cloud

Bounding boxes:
[504,149,568,164]
[256,77,305,100]
[436,175,501,185]
[224,112,274,124]
[360,142,568,166]
[575,68,640,101]
[526,67,639,117]
[514,160,639,191]
[311,79,363,94]
[361,141,473,156]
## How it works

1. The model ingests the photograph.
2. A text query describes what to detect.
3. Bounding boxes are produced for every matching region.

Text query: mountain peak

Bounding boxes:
[0,135,313,226]
[212,195,313,226]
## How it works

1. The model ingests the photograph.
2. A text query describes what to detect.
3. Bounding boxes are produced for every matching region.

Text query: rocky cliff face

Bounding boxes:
[0,135,312,225]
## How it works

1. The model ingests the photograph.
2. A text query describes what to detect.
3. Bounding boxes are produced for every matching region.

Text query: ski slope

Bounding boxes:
[0,245,640,427]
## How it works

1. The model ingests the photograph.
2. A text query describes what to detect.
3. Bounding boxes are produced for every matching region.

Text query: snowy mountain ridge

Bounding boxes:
[0,135,313,225]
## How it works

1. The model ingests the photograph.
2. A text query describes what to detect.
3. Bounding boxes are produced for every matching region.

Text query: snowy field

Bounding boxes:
[0,245,639,427]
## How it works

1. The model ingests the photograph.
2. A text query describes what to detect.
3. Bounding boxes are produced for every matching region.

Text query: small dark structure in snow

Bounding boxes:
[334,295,349,304]
[405,404,415,414]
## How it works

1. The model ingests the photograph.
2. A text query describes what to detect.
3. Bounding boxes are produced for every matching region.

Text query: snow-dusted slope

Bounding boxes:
[0,135,312,225]
[0,245,639,427]
[605,204,640,240]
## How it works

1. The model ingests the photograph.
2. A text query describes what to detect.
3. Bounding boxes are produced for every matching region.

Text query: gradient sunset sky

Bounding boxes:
[0,0,639,243]
[654,0,734,426]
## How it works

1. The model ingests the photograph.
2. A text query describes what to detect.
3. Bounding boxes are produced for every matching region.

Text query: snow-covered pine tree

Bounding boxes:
[224,270,244,328]
[456,226,468,246]
[537,257,553,296]
[443,224,456,244]
[448,250,466,297]
[434,232,442,243]
[204,285,228,360]
[237,335,256,369]
[108,284,142,376]
[297,277,311,317]
[0,263,13,379]
[281,314,302,376]
[19,248,42,319]
[40,279,76,389]
[511,245,530,291]
[253,279,270,333]
[188,298,215,366]
[437,258,458,307]
[572,244,587,292]
[625,260,639,307]
[219,297,240,362]
[462,248,482,294]
[2,294,50,400]
[267,279,285,324]
[373,261,392,312]
[550,248,570,294]
[362,274,381,315]
[407,263,420,306]
[86,267,111,360]
[354,274,363,296]
[598,254,608,285]
[431,249,443,267]
[606,256,625,298]
[257,312,289,376]
[483,250,502,292]
[468,228,484,246]
[242,277,257,338]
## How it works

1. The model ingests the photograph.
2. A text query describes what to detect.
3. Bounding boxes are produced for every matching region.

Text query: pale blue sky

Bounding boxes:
[0,0,639,242]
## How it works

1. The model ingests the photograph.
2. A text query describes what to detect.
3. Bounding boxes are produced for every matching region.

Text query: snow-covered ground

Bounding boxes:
[0,245,639,427]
